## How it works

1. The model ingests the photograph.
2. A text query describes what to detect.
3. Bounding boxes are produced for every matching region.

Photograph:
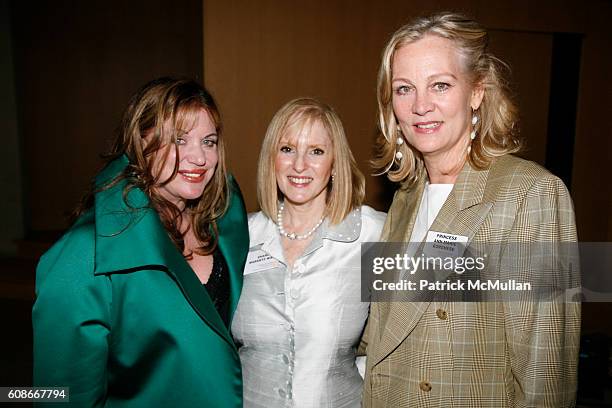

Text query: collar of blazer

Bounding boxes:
[91,154,248,347]
[373,159,495,366]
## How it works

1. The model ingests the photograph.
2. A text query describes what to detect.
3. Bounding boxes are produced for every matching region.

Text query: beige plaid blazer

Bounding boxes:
[361,155,580,407]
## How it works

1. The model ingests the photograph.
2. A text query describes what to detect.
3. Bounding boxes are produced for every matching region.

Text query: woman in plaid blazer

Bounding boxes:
[362,12,580,407]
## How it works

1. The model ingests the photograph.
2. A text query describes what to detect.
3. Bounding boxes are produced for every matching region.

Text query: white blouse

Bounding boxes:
[231,206,385,408]
[409,182,454,243]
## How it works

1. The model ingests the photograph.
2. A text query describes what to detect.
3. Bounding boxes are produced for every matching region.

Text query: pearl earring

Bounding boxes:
[470,112,478,140]
[374,126,405,175]
[395,136,404,160]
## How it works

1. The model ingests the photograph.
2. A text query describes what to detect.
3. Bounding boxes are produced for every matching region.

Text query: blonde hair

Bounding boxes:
[257,98,365,225]
[373,12,521,185]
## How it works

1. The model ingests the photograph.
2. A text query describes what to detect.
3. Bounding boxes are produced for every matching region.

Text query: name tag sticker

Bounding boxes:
[244,249,282,275]
[424,231,468,257]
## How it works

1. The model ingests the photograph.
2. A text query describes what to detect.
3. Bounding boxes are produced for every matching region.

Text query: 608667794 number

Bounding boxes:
[1,387,69,402]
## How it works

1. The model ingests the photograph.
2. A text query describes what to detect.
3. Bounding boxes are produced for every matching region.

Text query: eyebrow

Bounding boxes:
[178,131,218,138]
[279,138,330,147]
[392,72,459,83]
[428,72,458,81]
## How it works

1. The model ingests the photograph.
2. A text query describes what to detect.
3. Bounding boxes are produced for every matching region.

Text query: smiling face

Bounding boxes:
[274,119,334,210]
[148,109,219,209]
[391,35,483,164]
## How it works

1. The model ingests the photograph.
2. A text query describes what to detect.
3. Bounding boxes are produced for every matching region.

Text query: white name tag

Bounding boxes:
[244,249,283,275]
[424,231,468,257]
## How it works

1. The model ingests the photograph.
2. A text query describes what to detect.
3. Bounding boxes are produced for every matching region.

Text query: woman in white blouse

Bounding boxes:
[231,98,385,407]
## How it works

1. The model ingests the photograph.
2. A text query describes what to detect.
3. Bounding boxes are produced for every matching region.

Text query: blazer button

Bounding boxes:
[436,308,448,320]
[419,381,432,392]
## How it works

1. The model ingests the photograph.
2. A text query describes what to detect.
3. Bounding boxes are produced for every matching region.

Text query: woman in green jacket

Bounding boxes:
[33,77,249,407]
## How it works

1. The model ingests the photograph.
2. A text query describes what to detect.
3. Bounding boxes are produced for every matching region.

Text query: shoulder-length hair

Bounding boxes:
[257,98,365,225]
[372,12,521,185]
[77,77,228,256]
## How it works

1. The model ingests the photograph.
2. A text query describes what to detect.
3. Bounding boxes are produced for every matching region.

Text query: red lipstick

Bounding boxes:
[178,169,206,183]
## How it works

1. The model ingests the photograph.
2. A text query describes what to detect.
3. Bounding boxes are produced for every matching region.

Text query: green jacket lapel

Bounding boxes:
[92,155,239,348]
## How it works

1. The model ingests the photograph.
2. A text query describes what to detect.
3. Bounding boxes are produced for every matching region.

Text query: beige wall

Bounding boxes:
[203,0,612,243]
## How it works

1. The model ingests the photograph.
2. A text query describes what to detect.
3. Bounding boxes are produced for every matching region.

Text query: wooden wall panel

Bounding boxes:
[487,31,552,165]
[204,1,388,212]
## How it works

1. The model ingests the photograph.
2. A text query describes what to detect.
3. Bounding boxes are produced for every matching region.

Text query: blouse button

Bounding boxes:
[282,354,289,363]
[278,389,286,398]
[295,264,306,274]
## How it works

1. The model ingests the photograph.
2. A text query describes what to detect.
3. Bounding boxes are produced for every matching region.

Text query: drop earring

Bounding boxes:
[470,111,478,140]
[375,125,405,175]
[395,136,404,160]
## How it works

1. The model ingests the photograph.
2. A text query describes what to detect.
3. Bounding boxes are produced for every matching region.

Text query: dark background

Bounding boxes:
[1,0,611,406]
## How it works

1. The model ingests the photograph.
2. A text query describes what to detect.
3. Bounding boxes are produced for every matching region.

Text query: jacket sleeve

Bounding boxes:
[503,174,580,408]
[32,224,112,407]
[357,316,370,356]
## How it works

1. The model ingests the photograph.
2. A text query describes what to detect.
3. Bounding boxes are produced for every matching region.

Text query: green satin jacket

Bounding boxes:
[33,156,249,407]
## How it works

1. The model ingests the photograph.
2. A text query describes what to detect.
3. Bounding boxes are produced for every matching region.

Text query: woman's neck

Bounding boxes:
[423,146,468,184]
[281,198,326,232]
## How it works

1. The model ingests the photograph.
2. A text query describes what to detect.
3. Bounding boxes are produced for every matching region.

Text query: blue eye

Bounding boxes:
[203,138,218,147]
[433,82,451,92]
[175,137,186,145]
[394,85,412,95]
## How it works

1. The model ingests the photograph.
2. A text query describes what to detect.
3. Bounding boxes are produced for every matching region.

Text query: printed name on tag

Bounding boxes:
[244,249,282,275]
[424,231,468,257]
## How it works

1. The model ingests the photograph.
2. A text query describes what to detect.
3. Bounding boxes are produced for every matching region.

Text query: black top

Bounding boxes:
[203,247,231,328]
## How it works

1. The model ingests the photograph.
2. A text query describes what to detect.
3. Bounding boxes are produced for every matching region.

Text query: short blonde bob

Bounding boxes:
[257,98,365,225]
[372,12,521,185]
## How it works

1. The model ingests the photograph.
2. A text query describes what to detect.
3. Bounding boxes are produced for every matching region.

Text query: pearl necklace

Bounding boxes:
[277,202,325,240]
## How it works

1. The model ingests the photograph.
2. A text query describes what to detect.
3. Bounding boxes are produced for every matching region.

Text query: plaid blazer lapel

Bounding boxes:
[374,162,493,367]
[380,179,425,243]
[373,178,425,366]
[428,161,493,236]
